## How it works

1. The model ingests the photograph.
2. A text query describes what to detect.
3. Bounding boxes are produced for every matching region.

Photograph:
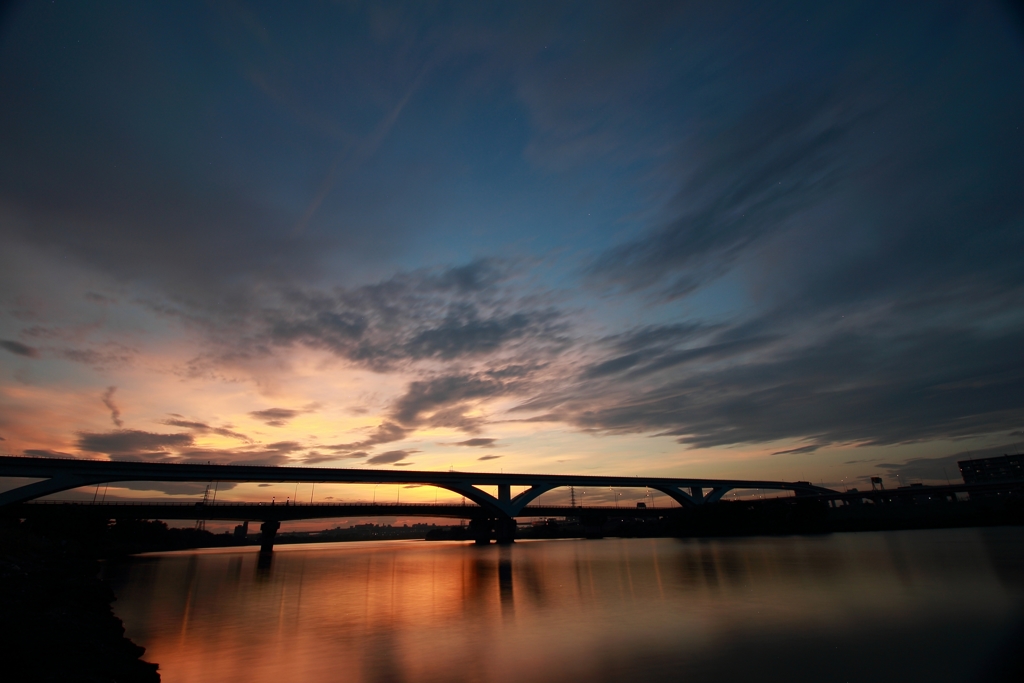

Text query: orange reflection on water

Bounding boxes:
[103,530,1024,683]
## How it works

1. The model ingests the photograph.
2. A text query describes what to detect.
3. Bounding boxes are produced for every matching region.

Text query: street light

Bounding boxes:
[372,484,380,504]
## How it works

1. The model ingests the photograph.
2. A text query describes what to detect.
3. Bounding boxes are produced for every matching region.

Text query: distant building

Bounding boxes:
[958,454,1024,484]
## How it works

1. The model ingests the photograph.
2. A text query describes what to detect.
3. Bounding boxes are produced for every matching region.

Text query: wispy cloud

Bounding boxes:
[159,417,252,443]
[451,438,498,448]
[249,407,315,427]
[1,340,38,358]
[772,444,823,456]
[101,386,123,428]
[365,450,416,466]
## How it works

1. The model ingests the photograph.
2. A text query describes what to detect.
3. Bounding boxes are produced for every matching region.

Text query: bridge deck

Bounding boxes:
[13,500,674,521]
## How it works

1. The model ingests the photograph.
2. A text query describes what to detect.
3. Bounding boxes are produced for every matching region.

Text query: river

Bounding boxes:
[101,528,1024,682]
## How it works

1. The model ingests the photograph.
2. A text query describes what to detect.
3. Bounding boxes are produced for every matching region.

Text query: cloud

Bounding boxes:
[477,455,502,461]
[101,386,123,428]
[326,423,408,453]
[23,449,75,458]
[402,312,553,361]
[299,451,340,464]
[1,340,38,358]
[876,442,1024,484]
[771,444,823,456]
[390,372,520,432]
[365,449,415,465]
[515,321,1024,449]
[253,261,567,372]
[175,442,303,467]
[76,429,194,456]
[58,346,134,367]
[70,429,302,466]
[249,408,302,427]
[451,438,497,448]
[159,418,252,443]
[587,87,863,299]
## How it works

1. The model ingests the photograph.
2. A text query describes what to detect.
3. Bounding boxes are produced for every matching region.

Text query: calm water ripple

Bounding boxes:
[101,528,1024,683]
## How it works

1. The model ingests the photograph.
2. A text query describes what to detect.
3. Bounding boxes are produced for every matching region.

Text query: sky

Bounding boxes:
[1,0,1023,507]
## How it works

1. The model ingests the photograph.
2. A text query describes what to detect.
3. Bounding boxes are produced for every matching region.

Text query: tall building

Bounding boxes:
[958,454,1024,484]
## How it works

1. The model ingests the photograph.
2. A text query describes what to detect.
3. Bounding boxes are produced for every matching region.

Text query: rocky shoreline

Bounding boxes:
[0,524,159,683]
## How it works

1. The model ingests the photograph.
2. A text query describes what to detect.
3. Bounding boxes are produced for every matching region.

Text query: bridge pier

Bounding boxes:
[259,520,281,553]
[494,516,516,545]
[469,516,516,545]
[469,517,491,544]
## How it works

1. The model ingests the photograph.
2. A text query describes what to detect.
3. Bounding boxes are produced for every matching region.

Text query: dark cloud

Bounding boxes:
[876,443,1024,484]
[176,442,302,467]
[510,0,1024,450]
[84,292,115,304]
[159,418,252,443]
[477,455,502,461]
[772,444,823,456]
[589,88,863,298]
[518,323,1024,449]
[23,449,74,458]
[101,386,123,428]
[254,261,567,372]
[365,450,414,466]
[300,451,343,465]
[403,312,550,361]
[59,346,134,367]
[66,433,306,466]
[1,340,38,358]
[249,408,301,427]
[326,423,408,453]
[76,429,194,456]
[452,438,497,448]
[581,332,774,383]
[391,374,513,431]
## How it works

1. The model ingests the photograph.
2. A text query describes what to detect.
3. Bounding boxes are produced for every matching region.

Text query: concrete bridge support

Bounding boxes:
[494,517,516,545]
[468,516,517,545]
[259,520,280,553]
[469,517,491,545]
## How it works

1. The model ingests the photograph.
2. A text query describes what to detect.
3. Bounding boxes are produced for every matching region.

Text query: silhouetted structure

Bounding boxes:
[959,454,1024,484]
[0,455,832,550]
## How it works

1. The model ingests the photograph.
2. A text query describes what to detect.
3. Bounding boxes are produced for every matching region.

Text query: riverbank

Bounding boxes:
[0,523,160,683]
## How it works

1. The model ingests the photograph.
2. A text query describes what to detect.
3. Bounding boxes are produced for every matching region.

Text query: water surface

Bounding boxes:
[103,529,1024,682]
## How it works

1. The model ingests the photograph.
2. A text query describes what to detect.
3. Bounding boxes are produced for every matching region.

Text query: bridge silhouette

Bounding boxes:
[0,455,833,547]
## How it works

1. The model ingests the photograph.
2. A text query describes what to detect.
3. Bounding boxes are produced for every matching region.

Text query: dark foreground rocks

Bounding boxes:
[0,524,159,683]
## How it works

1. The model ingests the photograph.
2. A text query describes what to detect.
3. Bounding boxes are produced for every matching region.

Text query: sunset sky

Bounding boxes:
[1,1,1023,506]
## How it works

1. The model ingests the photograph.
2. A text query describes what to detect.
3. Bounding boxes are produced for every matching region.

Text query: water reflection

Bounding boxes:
[102,529,1024,683]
